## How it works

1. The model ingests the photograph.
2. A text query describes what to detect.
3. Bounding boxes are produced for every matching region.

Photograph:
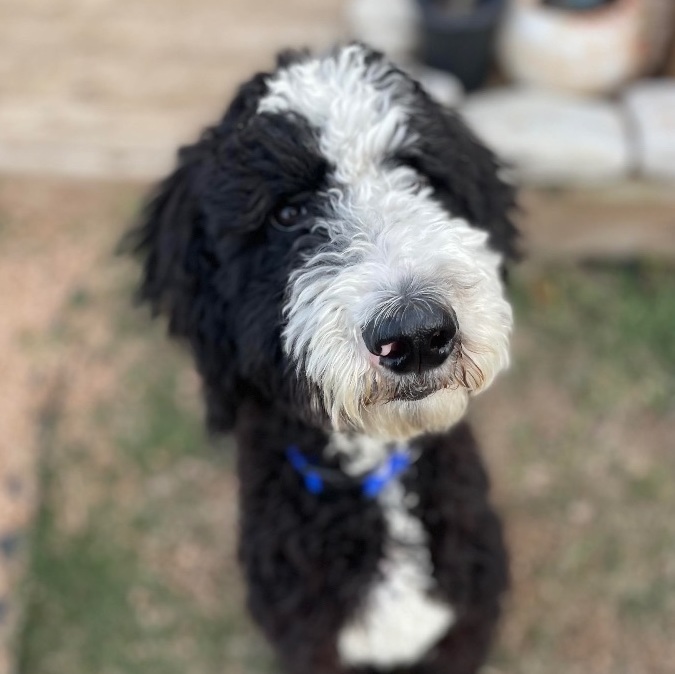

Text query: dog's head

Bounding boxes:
[130,44,518,440]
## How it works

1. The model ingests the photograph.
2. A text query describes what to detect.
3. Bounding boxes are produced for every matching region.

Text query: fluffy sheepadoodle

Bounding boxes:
[129,43,518,674]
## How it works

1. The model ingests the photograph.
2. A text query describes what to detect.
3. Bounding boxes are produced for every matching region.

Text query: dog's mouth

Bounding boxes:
[389,382,452,402]
[361,338,485,407]
[363,377,452,406]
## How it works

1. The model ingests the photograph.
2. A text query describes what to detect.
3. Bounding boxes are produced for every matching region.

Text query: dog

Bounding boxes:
[128,43,518,674]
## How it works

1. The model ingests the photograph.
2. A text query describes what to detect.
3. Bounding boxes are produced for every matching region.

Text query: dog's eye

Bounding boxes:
[271,202,309,231]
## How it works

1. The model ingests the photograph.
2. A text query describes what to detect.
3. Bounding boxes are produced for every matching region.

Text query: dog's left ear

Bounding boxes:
[406,98,520,265]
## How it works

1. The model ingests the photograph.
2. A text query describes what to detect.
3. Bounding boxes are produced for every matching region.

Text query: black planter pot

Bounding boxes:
[416,0,507,91]
[542,0,617,9]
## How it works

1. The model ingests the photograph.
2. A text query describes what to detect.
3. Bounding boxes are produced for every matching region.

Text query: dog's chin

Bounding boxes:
[347,387,470,441]
[390,383,451,402]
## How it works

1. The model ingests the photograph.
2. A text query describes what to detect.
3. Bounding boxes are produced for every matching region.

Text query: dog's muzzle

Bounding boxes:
[362,301,458,380]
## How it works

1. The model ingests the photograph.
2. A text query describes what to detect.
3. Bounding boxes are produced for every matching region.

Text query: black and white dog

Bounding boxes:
[130,44,518,674]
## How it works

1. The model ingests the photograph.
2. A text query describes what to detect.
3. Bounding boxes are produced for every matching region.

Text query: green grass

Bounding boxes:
[119,367,207,472]
[20,512,145,673]
[18,267,271,674]
[511,260,675,411]
[488,260,675,674]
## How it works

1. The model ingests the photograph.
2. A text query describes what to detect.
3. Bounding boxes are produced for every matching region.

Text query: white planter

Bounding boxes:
[624,81,675,181]
[463,87,631,186]
[499,0,675,95]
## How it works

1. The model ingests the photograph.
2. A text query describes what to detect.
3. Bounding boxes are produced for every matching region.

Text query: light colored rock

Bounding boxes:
[345,0,419,62]
[462,88,630,186]
[624,81,675,181]
[499,0,675,96]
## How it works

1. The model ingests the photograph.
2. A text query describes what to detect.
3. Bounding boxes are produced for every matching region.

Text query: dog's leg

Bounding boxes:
[236,402,388,674]
[407,423,508,674]
[277,640,347,674]
[413,606,500,674]
[340,606,497,674]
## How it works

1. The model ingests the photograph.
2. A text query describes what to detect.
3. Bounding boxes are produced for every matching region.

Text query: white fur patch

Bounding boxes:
[327,431,392,475]
[261,45,512,439]
[333,434,454,668]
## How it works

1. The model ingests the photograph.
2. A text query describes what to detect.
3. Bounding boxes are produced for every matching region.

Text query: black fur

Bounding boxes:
[128,73,329,431]
[403,103,520,266]
[236,400,507,674]
[127,45,515,674]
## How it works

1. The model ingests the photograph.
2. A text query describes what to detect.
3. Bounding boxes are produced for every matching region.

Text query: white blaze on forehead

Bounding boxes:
[257,44,413,180]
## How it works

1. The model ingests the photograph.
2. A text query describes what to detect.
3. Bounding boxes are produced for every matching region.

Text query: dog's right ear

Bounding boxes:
[130,150,200,335]
[125,71,275,433]
[125,142,241,433]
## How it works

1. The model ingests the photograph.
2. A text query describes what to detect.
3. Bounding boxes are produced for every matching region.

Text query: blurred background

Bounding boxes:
[1,1,674,673]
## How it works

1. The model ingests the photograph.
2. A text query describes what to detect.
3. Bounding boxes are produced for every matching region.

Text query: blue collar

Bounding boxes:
[286,444,413,499]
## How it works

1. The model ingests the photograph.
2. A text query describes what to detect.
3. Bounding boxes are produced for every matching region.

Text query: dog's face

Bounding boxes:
[131,44,518,440]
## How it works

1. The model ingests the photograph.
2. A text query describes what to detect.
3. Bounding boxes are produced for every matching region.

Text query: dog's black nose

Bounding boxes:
[362,303,458,374]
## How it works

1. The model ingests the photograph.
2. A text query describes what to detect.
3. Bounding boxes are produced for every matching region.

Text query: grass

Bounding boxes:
[485,260,675,674]
[10,177,675,674]
[17,254,272,674]
[510,260,675,412]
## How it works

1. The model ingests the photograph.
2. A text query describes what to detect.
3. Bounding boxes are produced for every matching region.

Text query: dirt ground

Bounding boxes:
[0,178,133,672]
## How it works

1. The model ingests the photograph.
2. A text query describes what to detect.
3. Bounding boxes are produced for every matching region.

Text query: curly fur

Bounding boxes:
[127,43,518,674]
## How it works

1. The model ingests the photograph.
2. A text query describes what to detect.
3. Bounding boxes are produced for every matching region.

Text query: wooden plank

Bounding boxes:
[518,183,675,260]
[0,0,345,178]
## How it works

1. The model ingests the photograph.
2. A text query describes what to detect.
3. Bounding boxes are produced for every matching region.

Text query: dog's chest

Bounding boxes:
[330,435,455,668]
